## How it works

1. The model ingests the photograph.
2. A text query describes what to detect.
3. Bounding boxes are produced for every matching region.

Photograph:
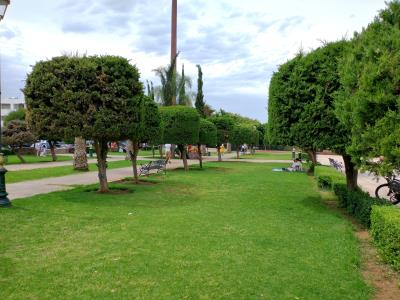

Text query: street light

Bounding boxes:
[0,0,10,208]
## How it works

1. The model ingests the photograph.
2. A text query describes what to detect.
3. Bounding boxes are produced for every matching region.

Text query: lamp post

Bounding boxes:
[0,0,11,208]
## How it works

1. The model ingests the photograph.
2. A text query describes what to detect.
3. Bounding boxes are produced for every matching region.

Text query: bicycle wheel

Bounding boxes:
[375,184,400,204]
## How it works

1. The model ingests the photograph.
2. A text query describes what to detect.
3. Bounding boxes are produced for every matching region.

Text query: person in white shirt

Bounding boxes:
[165,144,172,163]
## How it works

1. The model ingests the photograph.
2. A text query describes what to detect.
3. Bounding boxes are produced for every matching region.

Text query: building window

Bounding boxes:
[14,103,25,110]
[1,104,11,109]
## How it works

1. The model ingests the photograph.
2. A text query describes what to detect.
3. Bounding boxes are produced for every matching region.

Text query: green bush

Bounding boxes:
[317,176,333,190]
[333,186,388,228]
[371,206,400,271]
[333,184,348,208]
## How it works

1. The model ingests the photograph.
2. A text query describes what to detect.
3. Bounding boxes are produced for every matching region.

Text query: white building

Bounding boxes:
[1,97,26,126]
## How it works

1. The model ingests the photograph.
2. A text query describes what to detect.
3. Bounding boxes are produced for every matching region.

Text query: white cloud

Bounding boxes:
[0,0,388,122]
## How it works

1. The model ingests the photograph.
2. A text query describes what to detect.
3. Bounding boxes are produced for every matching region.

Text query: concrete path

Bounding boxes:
[316,154,385,197]
[8,158,198,200]
[5,156,127,171]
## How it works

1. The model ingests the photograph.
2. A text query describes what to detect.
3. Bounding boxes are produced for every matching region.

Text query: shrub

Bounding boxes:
[333,184,348,208]
[317,176,333,190]
[333,185,388,228]
[371,206,400,271]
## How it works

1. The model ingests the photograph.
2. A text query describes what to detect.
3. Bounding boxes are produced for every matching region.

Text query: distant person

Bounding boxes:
[165,144,172,163]
[220,144,225,156]
[273,159,303,172]
[40,144,47,157]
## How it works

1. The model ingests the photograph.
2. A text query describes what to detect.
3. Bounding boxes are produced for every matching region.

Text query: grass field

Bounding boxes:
[5,154,73,165]
[0,162,371,299]
[6,159,145,184]
[315,165,346,185]
[240,151,293,160]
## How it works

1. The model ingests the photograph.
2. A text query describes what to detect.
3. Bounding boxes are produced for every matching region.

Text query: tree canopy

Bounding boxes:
[4,108,26,126]
[199,118,217,147]
[335,0,400,175]
[25,55,143,192]
[2,120,35,163]
[160,106,200,170]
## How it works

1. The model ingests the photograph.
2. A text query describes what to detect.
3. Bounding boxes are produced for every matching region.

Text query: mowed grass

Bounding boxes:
[240,151,293,160]
[315,165,346,185]
[5,154,73,165]
[0,162,370,299]
[6,160,145,184]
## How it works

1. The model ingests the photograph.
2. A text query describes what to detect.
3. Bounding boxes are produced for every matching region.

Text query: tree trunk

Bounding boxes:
[343,154,358,191]
[159,145,163,158]
[74,137,88,171]
[49,141,57,161]
[237,149,240,159]
[307,149,317,165]
[152,145,155,158]
[180,145,188,171]
[94,140,109,193]
[129,140,140,184]
[15,147,26,163]
[198,143,203,168]
[171,144,177,158]
[306,149,317,175]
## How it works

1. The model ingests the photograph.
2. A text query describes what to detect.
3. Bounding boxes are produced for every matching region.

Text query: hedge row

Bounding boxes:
[371,206,400,271]
[333,184,388,228]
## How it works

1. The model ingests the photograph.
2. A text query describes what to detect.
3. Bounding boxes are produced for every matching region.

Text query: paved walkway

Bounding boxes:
[316,154,385,197]
[5,155,127,171]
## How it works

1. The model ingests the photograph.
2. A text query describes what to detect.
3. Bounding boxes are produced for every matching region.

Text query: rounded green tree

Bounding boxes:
[2,120,35,163]
[25,55,143,192]
[209,115,234,161]
[231,124,253,159]
[198,118,217,168]
[160,106,200,170]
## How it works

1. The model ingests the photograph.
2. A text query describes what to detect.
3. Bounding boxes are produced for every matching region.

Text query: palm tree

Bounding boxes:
[154,54,192,107]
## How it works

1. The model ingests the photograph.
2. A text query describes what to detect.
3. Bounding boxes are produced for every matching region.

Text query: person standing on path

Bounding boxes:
[165,144,172,163]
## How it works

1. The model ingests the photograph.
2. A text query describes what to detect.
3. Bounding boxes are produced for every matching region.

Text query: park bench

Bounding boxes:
[138,159,167,176]
[329,158,343,172]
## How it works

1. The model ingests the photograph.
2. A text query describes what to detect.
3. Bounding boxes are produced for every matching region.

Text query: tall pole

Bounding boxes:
[171,0,177,105]
[0,0,11,207]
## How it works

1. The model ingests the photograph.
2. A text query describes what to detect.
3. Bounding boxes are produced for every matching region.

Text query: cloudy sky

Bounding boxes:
[0,0,388,122]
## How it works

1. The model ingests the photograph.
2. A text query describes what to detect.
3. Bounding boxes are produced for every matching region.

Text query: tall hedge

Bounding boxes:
[371,206,400,271]
[160,106,200,170]
[336,1,400,176]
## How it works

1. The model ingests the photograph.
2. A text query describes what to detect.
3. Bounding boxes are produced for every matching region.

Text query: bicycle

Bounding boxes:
[375,174,400,204]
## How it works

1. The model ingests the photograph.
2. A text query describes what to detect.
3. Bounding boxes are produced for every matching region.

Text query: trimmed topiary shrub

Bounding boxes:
[333,184,348,208]
[371,206,400,271]
[333,185,388,228]
[160,106,200,171]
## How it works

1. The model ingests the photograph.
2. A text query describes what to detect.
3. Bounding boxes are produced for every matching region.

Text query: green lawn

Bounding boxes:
[315,165,346,185]
[5,154,73,165]
[108,150,160,158]
[0,162,370,299]
[240,151,293,160]
[6,160,145,184]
